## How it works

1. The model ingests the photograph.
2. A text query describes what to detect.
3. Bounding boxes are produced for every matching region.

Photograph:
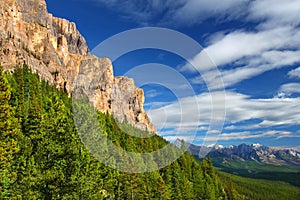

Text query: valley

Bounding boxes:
[184,141,300,199]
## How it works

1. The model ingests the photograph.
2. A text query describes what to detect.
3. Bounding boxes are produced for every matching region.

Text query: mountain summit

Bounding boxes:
[187,142,300,166]
[0,0,155,132]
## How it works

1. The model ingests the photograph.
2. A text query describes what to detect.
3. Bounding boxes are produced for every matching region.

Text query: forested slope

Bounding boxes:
[0,65,229,199]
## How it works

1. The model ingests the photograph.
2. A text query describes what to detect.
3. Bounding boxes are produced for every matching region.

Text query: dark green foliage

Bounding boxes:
[213,158,300,199]
[219,171,300,200]
[0,66,22,199]
[0,65,226,199]
[212,158,300,187]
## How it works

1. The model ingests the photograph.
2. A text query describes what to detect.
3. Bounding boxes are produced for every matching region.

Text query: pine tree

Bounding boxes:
[12,67,25,121]
[0,66,22,199]
[36,95,73,199]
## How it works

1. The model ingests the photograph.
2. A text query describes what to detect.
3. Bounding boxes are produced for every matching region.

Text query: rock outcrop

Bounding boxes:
[0,0,156,132]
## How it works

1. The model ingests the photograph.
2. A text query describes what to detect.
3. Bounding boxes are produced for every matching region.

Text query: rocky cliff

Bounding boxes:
[0,0,156,132]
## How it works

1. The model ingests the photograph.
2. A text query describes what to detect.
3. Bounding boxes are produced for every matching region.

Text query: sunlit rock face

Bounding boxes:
[0,0,156,133]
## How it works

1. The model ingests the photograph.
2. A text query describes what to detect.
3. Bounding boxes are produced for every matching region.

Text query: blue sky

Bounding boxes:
[46,0,300,147]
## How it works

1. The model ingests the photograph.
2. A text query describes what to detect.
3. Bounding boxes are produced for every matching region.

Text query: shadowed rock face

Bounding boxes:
[0,0,156,133]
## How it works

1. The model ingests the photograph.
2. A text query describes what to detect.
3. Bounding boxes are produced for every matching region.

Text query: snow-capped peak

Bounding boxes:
[252,143,262,148]
[207,144,224,149]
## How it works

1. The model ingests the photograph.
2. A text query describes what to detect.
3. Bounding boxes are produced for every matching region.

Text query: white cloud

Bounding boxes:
[279,83,300,96]
[215,130,290,141]
[248,0,300,28]
[224,124,262,131]
[218,51,300,89]
[190,27,300,71]
[288,67,300,79]
[164,130,295,142]
[220,92,300,126]
[149,91,300,138]
[182,0,300,89]
[145,89,161,98]
[188,50,300,90]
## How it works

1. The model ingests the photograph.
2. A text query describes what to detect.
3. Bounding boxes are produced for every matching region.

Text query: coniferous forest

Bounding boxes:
[0,65,231,199]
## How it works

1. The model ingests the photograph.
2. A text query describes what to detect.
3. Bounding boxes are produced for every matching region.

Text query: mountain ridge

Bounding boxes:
[178,140,300,166]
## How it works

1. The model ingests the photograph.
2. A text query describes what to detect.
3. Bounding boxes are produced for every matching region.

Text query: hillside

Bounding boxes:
[0,65,229,199]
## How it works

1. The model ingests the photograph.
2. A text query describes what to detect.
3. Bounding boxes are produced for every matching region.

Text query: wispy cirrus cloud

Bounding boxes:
[91,0,248,26]
[149,91,300,135]
[248,0,300,28]
[185,27,300,72]
[278,83,300,96]
[165,0,247,26]
[203,50,300,89]
[164,130,298,143]
[145,89,161,98]
[288,67,300,79]
[91,0,179,24]
[182,0,300,90]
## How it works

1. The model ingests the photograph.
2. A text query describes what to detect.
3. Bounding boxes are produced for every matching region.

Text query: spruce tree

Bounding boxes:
[0,66,21,199]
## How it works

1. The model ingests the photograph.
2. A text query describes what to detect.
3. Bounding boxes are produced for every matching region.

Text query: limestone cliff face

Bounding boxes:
[0,0,156,133]
[74,56,156,132]
[0,0,87,92]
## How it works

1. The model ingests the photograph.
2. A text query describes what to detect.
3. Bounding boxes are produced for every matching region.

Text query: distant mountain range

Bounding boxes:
[175,140,300,166]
